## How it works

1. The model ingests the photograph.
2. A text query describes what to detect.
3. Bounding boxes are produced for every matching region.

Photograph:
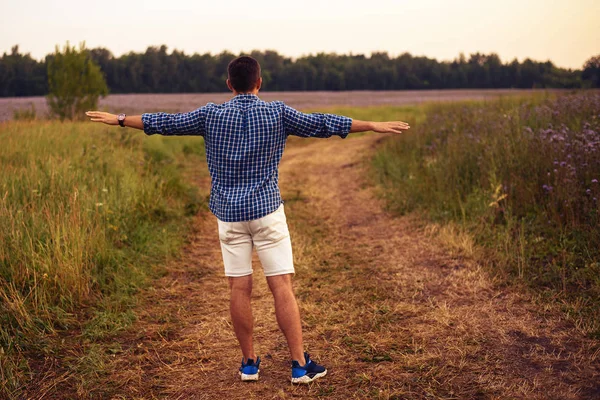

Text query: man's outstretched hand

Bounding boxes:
[350,119,410,134]
[371,121,411,134]
[85,112,144,130]
[86,111,118,125]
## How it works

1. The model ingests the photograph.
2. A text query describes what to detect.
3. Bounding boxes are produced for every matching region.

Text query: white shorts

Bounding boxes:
[217,204,294,277]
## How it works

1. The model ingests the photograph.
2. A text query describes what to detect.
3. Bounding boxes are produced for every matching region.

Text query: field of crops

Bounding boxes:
[0,89,570,122]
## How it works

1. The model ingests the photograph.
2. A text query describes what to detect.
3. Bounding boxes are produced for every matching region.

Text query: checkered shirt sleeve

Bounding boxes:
[141,106,208,136]
[282,105,352,138]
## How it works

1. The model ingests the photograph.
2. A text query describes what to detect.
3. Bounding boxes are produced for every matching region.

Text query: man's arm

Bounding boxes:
[86,108,207,136]
[282,105,410,138]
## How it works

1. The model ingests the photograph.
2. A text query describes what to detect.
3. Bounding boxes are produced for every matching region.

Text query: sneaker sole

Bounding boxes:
[291,370,327,384]
[240,371,259,381]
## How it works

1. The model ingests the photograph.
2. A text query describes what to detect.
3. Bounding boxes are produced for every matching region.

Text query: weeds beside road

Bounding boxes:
[0,122,206,396]
[374,92,600,338]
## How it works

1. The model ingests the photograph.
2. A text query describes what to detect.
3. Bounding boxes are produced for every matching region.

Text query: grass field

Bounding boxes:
[0,122,207,395]
[1,94,599,398]
[373,92,600,336]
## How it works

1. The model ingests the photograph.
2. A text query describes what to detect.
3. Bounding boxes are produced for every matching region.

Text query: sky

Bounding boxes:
[1,0,598,69]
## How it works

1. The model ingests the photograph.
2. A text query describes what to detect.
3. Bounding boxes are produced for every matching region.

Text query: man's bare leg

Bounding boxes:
[229,275,256,361]
[266,274,305,363]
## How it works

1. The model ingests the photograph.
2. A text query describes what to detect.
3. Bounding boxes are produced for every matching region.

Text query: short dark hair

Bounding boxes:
[227,56,261,93]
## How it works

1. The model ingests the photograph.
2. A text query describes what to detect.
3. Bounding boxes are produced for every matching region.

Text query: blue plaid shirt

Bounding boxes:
[142,94,352,222]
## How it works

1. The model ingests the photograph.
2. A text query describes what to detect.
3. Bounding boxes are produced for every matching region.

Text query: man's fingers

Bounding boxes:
[391,122,410,130]
[390,123,410,133]
[86,111,106,118]
[389,123,411,134]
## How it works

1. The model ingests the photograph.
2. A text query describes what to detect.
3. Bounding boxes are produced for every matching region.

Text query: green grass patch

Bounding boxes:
[372,92,600,335]
[0,121,207,397]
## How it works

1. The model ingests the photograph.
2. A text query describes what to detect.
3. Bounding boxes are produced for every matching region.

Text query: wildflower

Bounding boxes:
[102,188,108,192]
[560,161,567,167]
[592,179,598,184]
[586,189,592,194]
[95,203,103,207]
[542,185,553,193]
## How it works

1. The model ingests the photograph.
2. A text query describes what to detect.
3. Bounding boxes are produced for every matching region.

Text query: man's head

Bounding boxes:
[227,56,262,94]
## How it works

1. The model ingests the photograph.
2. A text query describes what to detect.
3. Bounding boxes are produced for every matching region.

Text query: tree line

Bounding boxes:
[1,45,599,97]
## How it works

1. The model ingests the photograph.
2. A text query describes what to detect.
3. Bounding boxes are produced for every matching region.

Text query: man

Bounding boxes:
[86,56,410,384]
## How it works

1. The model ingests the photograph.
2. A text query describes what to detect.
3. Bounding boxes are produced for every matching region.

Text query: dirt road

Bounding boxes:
[76,134,598,399]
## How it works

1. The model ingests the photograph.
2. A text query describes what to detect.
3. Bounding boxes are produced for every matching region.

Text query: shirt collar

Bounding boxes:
[232,93,260,102]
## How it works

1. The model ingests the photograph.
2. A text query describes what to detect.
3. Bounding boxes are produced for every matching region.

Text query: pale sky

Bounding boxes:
[1,0,598,69]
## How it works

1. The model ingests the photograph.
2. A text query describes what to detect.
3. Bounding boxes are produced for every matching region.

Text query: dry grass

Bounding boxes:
[22,134,600,399]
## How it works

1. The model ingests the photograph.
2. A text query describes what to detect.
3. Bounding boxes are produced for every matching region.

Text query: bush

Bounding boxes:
[12,104,36,121]
[46,42,108,121]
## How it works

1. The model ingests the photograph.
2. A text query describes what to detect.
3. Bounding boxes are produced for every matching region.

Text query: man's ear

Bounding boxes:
[256,77,263,91]
[226,79,234,92]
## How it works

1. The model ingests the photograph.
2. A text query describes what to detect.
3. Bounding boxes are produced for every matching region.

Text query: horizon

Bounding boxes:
[1,0,598,70]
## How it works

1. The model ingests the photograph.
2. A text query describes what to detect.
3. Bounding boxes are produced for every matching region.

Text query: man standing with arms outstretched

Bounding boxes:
[86,56,410,384]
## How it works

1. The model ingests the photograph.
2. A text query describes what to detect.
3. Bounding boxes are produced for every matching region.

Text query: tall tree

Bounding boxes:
[582,55,600,88]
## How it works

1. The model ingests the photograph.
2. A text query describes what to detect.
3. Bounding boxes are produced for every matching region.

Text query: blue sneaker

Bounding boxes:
[239,357,260,381]
[291,352,327,384]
